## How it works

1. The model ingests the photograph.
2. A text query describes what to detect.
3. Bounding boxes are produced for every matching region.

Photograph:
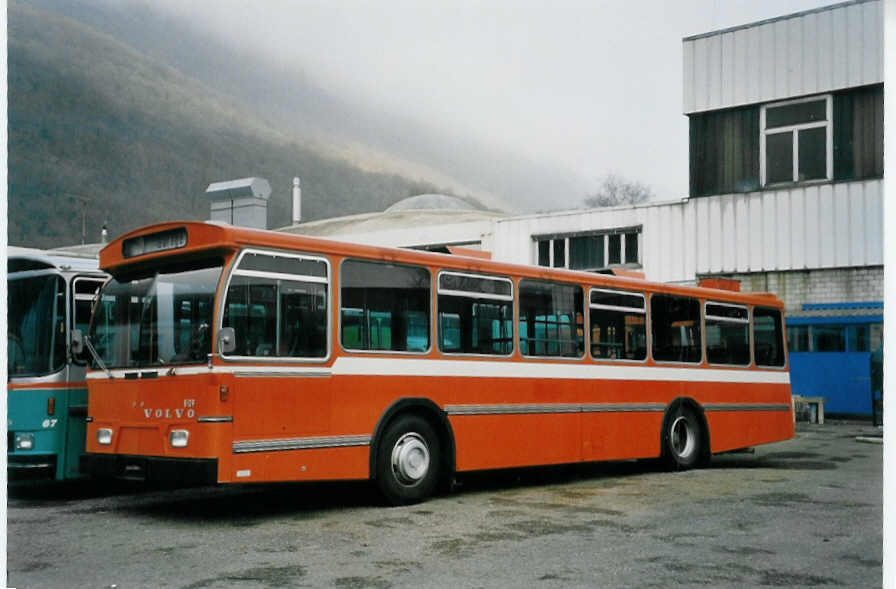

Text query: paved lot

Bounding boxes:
[8,422,882,588]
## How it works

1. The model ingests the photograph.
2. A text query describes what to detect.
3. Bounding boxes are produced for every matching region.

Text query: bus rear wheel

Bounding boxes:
[662,406,702,470]
[376,414,441,505]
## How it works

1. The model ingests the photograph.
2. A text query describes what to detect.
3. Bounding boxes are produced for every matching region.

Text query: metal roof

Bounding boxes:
[205,177,271,201]
[8,245,100,272]
[682,0,873,41]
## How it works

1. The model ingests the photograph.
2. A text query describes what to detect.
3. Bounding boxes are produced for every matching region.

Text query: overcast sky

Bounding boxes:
[144,0,832,202]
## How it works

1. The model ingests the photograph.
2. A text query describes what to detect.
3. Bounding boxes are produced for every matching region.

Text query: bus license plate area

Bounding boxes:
[116,426,165,456]
[120,457,148,481]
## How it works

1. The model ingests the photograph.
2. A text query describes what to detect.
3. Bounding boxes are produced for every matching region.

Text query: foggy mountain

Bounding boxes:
[37,0,589,211]
[13,0,588,249]
[10,0,469,247]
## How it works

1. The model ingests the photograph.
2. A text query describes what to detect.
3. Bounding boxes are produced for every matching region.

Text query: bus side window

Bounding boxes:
[651,294,701,363]
[518,279,583,358]
[705,303,750,365]
[589,288,646,361]
[754,307,786,367]
[222,251,329,359]
[340,259,430,353]
[437,272,512,356]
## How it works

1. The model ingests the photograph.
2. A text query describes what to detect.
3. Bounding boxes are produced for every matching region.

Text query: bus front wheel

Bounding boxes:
[662,406,703,470]
[376,414,441,505]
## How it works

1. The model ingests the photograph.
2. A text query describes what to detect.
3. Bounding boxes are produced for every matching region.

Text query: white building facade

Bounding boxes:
[491,0,884,416]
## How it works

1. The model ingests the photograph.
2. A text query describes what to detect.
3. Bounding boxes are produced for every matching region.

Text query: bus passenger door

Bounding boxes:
[222,265,333,439]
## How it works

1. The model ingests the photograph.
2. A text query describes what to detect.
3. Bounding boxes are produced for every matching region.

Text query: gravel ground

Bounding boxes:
[7,421,882,588]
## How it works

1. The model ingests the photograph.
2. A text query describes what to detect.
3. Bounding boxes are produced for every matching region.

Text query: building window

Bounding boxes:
[535,228,640,271]
[786,325,810,352]
[760,95,832,186]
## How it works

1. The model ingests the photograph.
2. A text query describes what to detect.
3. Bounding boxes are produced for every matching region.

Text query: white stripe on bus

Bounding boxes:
[88,357,790,385]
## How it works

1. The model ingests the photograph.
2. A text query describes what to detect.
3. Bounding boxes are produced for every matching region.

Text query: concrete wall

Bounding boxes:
[701,266,884,312]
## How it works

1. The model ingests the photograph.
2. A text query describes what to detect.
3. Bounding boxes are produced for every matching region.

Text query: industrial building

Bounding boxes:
[491,0,883,416]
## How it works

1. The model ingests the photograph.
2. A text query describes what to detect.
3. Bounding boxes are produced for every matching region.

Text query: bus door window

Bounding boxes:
[8,273,66,376]
[589,288,646,361]
[340,259,430,353]
[753,307,786,367]
[437,272,513,355]
[222,250,329,359]
[71,278,106,364]
[651,295,702,363]
[519,280,584,358]
[705,302,750,365]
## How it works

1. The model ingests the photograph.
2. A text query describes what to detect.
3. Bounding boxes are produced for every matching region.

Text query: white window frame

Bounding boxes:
[436,270,514,357]
[760,94,833,187]
[588,287,648,364]
[704,301,751,368]
[221,248,332,363]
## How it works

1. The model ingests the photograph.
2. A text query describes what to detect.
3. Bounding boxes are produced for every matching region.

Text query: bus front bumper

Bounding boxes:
[84,453,217,486]
[8,454,57,482]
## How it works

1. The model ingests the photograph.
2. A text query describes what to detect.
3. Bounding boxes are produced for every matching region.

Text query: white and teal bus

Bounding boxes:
[7,247,106,482]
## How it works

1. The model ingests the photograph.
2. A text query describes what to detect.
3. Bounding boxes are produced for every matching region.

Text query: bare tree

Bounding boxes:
[584,173,654,208]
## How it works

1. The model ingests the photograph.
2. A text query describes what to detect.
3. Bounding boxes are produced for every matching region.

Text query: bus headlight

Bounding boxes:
[169,429,189,448]
[97,428,113,445]
[14,433,34,450]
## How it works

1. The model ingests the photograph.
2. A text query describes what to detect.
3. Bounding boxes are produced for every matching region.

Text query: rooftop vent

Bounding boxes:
[206,177,271,230]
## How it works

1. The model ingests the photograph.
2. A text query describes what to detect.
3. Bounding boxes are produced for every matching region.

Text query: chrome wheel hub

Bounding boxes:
[670,416,696,458]
[391,432,430,485]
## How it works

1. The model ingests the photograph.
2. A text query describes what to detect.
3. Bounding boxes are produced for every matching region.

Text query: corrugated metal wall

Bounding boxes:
[492,179,883,284]
[683,0,882,114]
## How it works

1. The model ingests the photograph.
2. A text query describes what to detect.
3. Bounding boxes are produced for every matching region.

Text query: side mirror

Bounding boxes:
[70,329,85,356]
[217,327,236,355]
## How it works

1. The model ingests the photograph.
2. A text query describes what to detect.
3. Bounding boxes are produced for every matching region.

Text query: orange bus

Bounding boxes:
[82,221,793,504]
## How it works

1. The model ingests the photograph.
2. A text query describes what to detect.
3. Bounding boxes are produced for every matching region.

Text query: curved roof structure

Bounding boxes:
[278,194,502,251]
[385,194,479,212]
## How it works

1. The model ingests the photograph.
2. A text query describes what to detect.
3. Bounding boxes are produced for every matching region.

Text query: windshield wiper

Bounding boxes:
[84,335,114,379]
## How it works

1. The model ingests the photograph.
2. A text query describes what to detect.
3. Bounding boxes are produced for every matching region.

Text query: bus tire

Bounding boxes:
[662,405,702,470]
[375,414,441,506]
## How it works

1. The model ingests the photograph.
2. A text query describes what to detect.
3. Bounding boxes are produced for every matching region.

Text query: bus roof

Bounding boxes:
[100,221,784,308]
[8,246,100,274]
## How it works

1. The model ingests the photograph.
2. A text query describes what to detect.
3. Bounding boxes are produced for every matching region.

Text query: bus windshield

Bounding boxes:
[89,261,222,369]
[8,273,66,377]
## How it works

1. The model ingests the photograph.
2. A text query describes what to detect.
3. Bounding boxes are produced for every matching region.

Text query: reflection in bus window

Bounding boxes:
[651,295,701,363]
[72,278,108,365]
[8,274,66,376]
[705,303,750,365]
[89,263,221,368]
[754,307,786,366]
[341,259,430,352]
[519,280,583,358]
[589,289,646,361]
[222,252,328,359]
[438,272,513,355]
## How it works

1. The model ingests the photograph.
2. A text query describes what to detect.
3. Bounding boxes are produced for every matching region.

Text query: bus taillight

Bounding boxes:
[47,397,55,416]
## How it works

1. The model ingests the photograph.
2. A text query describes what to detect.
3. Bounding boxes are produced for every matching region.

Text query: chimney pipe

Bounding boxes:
[292,177,302,225]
